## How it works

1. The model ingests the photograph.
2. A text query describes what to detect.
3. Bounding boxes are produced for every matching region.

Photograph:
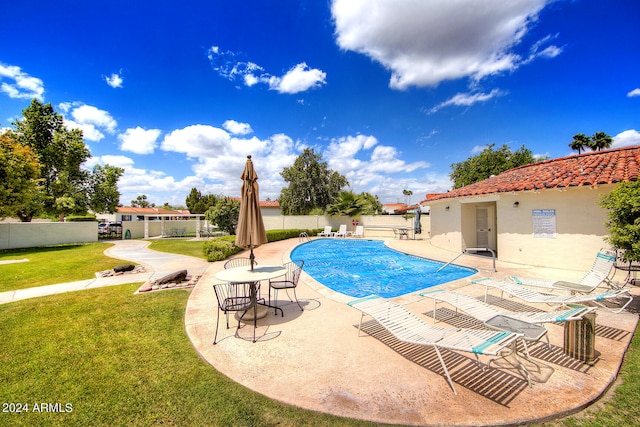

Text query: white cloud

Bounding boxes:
[61,103,117,142]
[270,62,327,94]
[627,88,640,97]
[208,46,326,94]
[331,0,555,89]
[223,120,253,135]
[104,71,123,88]
[429,89,506,114]
[0,63,45,100]
[612,129,640,148]
[118,127,161,154]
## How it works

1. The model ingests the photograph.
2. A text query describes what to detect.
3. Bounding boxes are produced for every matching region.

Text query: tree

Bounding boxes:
[131,194,153,208]
[600,180,640,262]
[185,187,219,214]
[590,131,613,151]
[206,197,240,234]
[279,148,349,214]
[10,99,123,220]
[89,164,124,214]
[326,191,382,217]
[569,133,590,154]
[0,131,44,220]
[449,144,539,189]
[402,189,413,205]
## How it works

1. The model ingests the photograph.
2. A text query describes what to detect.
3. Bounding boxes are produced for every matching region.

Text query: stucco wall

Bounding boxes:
[429,185,613,271]
[0,222,97,250]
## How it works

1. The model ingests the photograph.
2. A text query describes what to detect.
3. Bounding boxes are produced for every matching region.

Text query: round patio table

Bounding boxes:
[215,265,287,320]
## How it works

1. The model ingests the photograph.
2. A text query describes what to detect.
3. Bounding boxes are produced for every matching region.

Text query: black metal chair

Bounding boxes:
[268,260,304,313]
[224,257,257,269]
[213,282,263,344]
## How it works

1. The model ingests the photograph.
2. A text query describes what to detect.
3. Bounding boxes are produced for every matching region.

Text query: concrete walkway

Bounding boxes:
[0,239,210,304]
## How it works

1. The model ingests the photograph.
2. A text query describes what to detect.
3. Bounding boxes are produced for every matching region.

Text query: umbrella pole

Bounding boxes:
[249,248,255,271]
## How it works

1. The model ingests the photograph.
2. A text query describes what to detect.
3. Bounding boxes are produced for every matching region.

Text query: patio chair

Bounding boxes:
[472,277,633,314]
[351,225,364,238]
[213,282,264,344]
[335,224,348,238]
[507,250,618,293]
[224,257,258,269]
[317,226,333,237]
[269,260,304,313]
[348,295,527,394]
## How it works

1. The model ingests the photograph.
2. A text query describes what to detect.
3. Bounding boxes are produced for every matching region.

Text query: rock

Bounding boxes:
[114,264,136,273]
[153,270,188,285]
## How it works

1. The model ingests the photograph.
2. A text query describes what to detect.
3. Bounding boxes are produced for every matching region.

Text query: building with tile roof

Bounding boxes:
[425,145,640,271]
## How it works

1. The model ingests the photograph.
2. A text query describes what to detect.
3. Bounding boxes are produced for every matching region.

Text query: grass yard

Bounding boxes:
[0,285,373,427]
[0,243,125,293]
[145,239,207,260]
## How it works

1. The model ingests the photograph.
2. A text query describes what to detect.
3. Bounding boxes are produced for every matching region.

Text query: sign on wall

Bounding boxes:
[532,209,556,238]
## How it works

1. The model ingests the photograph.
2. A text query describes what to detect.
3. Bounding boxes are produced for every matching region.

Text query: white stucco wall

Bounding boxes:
[0,222,97,250]
[429,185,613,271]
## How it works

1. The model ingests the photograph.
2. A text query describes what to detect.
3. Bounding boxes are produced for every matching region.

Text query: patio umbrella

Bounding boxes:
[235,155,267,270]
[414,206,422,236]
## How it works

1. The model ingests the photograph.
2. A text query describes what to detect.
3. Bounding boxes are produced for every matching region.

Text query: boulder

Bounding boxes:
[153,270,188,285]
[113,264,136,273]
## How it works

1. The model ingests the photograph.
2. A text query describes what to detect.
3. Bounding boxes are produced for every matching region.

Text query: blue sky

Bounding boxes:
[1,0,639,206]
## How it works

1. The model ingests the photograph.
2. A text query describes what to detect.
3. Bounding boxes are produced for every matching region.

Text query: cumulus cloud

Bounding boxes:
[118,127,161,154]
[331,0,556,89]
[323,133,432,201]
[0,63,45,100]
[104,71,123,88]
[59,103,117,142]
[612,129,640,148]
[207,46,326,94]
[627,88,640,97]
[223,120,253,135]
[429,89,507,114]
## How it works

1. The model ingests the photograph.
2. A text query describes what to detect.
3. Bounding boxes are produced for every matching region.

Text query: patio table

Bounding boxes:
[215,265,287,319]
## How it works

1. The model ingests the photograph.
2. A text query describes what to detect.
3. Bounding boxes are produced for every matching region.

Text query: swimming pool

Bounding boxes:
[290,239,476,298]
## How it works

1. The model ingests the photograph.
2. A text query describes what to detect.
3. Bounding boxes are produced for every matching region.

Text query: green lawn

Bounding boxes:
[145,239,208,260]
[0,285,374,427]
[0,243,125,292]
[1,243,638,426]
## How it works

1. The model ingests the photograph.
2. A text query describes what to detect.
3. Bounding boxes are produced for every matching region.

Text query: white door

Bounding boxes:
[476,206,495,249]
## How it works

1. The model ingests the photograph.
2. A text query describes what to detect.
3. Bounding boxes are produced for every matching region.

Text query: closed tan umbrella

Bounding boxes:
[235,155,267,270]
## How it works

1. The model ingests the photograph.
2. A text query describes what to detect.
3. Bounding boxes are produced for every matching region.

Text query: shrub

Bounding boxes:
[202,239,241,262]
[65,215,97,222]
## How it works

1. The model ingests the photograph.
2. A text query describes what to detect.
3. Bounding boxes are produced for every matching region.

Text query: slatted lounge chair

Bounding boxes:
[335,224,348,238]
[507,250,618,293]
[351,225,364,238]
[348,295,526,394]
[317,226,333,237]
[472,277,633,314]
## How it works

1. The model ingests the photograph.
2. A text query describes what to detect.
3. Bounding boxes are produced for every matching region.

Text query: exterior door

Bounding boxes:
[476,206,495,249]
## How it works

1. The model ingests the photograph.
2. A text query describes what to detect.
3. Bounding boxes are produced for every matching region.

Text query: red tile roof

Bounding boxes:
[430,145,640,201]
[229,197,279,208]
[117,207,191,215]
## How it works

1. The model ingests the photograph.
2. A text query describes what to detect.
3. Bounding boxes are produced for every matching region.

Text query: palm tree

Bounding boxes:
[402,189,413,206]
[569,133,591,154]
[590,131,613,151]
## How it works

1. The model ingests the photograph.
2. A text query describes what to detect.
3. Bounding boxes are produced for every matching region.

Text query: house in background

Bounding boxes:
[101,207,192,223]
[424,145,640,271]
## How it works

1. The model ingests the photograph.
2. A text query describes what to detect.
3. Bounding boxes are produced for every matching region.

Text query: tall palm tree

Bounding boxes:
[591,131,613,151]
[569,133,591,154]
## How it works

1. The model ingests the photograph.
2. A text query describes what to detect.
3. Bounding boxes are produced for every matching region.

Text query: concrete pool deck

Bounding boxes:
[185,237,640,426]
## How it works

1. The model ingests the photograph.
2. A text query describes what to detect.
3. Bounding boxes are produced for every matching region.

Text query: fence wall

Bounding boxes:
[0,222,97,250]
[0,215,430,250]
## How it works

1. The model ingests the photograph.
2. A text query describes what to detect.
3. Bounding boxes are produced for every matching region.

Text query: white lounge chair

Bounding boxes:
[421,289,597,325]
[507,250,618,293]
[335,224,348,238]
[351,225,364,238]
[348,295,526,394]
[472,277,633,314]
[317,226,333,237]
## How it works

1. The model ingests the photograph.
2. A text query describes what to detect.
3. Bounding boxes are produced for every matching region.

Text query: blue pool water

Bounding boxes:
[290,239,476,298]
